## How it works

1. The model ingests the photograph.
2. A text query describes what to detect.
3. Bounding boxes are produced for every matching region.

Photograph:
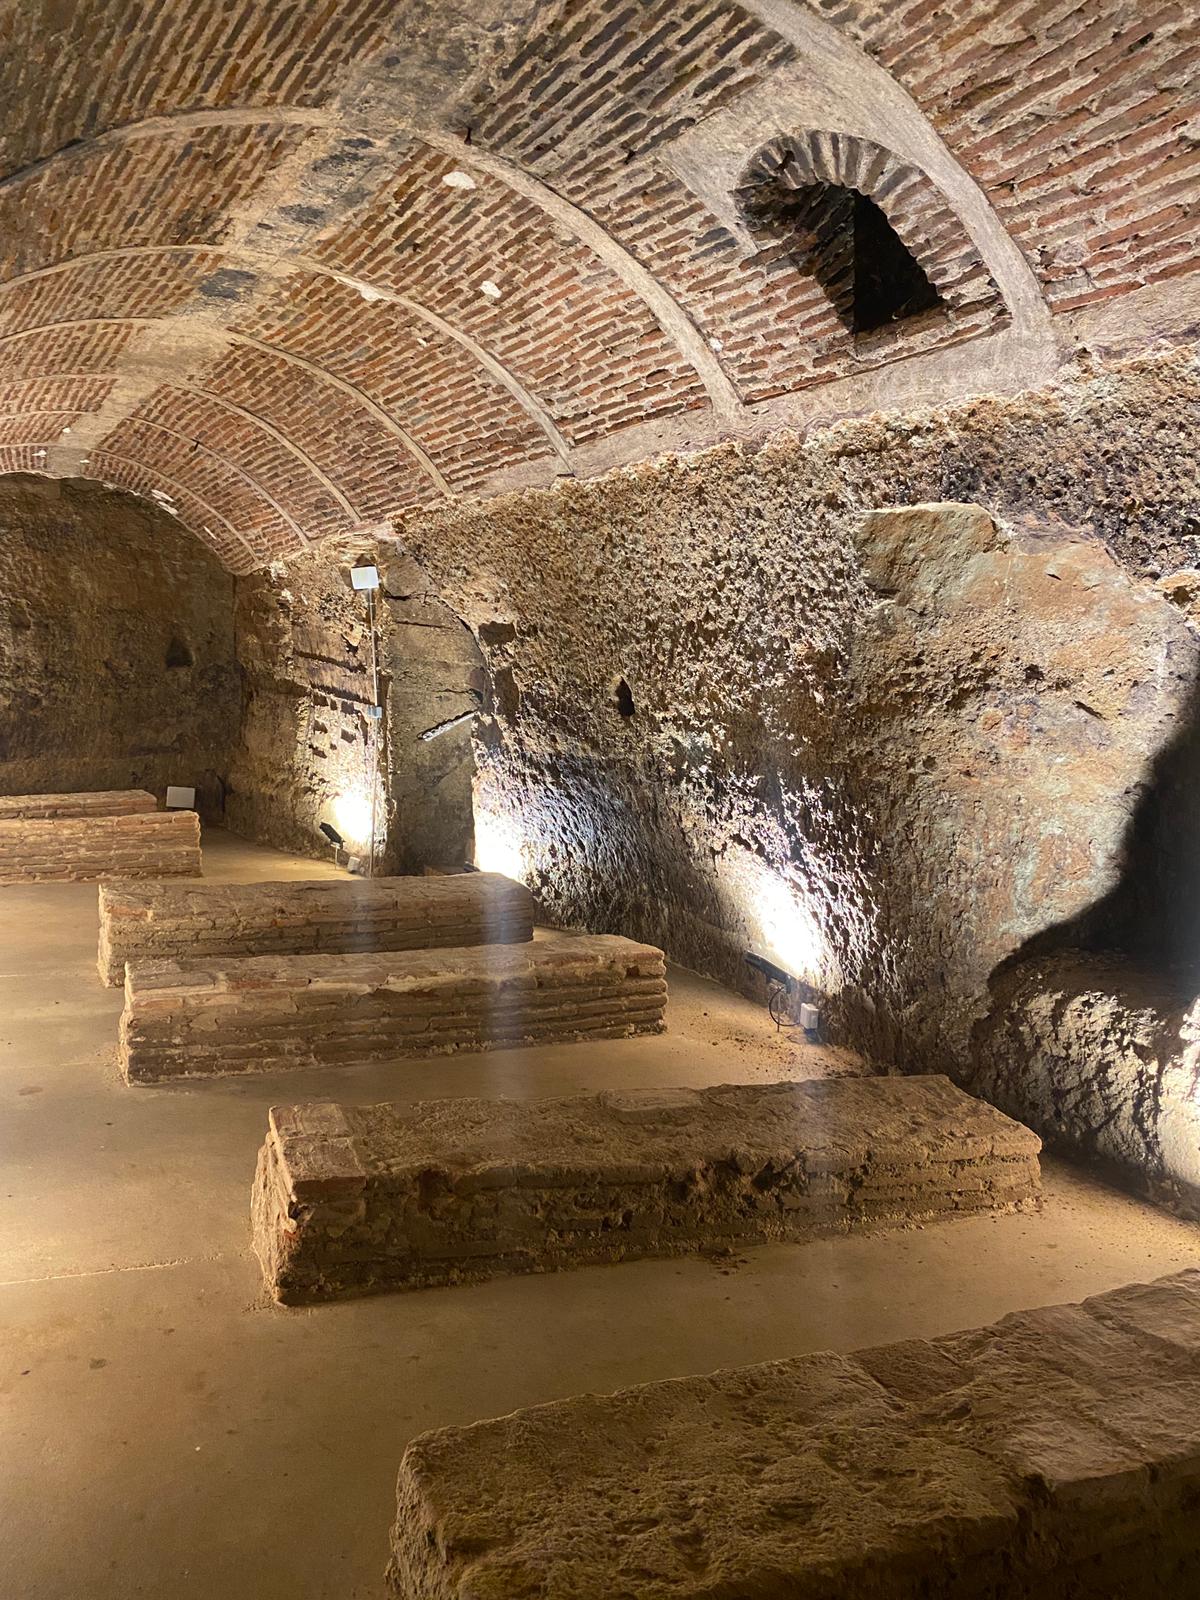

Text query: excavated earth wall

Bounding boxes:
[227,543,484,873]
[395,349,1200,1087]
[0,475,237,810]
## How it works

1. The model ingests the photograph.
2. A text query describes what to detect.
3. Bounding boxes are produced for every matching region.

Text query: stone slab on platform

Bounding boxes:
[387,1268,1200,1599]
[252,1076,1041,1303]
[120,932,667,1083]
[0,789,157,820]
[0,809,200,885]
[98,872,535,986]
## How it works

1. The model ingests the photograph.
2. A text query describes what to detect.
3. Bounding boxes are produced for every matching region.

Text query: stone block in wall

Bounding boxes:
[97,872,534,986]
[0,809,201,884]
[252,1075,1041,1303]
[0,789,157,820]
[387,1268,1200,1599]
[119,932,666,1083]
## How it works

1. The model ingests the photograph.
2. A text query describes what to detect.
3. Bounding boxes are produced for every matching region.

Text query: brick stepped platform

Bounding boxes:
[0,789,157,820]
[252,1077,1040,1303]
[0,809,201,885]
[98,872,535,986]
[120,933,667,1083]
[388,1269,1200,1599]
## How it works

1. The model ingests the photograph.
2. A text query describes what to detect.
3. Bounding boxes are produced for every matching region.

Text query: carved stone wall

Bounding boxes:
[226,542,484,873]
[397,347,1200,1073]
[0,473,237,809]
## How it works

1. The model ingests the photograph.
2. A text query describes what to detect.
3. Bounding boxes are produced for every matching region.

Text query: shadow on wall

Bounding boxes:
[998,640,1200,975]
[967,604,1200,1215]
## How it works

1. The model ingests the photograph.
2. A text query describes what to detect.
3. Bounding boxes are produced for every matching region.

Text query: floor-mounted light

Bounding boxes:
[744,951,795,1030]
[319,820,346,869]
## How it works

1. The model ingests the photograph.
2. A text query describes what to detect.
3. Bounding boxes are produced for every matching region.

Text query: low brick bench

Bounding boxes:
[98,872,535,986]
[120,932,666,1083]
[388,1268,1200,1598]
[0,789,157,820]
[252,1076,1040,1302]
[0,809,201,885]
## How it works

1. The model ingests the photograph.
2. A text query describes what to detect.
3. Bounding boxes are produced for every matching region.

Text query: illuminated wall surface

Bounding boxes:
[416,355,1200,1069]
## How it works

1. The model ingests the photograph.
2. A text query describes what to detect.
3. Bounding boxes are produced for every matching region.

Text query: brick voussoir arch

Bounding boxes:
[0,368,352,541]
[79,446,258,566]
[736,128,1006,321]
[0,317,406,518]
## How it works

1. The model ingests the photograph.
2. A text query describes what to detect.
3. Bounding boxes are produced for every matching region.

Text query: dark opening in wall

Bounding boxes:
[740,177,942,334]
[164,635,194,669]
[493,665,521,722]
[613,676,636,718]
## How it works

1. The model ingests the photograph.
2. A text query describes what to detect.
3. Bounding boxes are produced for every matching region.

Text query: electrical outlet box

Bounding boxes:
[798,1002,820,1032]
[364,703,383,721]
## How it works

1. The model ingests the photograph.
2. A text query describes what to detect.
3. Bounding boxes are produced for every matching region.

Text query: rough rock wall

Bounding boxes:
[973,952,1200,1216]
[0,474,237,808]
[395,348,1200,1073]
[382,554,486,874]
[227,545,483,872]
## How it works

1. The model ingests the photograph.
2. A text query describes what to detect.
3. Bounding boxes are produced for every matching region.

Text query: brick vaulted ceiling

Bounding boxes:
[0,1,1195,571]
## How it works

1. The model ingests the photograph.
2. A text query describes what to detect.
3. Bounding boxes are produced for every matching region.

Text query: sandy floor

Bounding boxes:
[1,828,1197,1598]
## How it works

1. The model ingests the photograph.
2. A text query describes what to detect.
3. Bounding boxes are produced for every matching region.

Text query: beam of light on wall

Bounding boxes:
[474,806,527,883]
[730,849,828,987]
[330,788,373,852]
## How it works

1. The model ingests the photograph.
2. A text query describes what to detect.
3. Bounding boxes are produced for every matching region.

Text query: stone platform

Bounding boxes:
[388,1268,1200,1598]
[252,1076,1041,1303]
[120,932,667,1083]
[0,809,201,885]
[98,872,534,986]
[0,789,157,820]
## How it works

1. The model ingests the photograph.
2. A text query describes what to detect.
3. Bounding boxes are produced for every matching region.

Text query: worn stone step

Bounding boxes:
[98,872,535,985]
[120,932,667,1083]
[0,809,201,885]
[386,1268,1200,1599]
[252,1076,1041,1303]
[0,789,158,820]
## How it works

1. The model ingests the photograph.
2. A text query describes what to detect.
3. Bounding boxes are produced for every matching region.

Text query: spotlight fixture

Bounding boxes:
[349,564,380,591]
[743,950,796,1032]
[318,820,348,869]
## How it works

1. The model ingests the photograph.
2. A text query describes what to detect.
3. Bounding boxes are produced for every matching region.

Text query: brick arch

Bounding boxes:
[75,449,255,566]
[0,425,272,567]
[0,247,573,476]
[735,129,1005,333]
[0,107,734,424]
[0,368,358,564]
